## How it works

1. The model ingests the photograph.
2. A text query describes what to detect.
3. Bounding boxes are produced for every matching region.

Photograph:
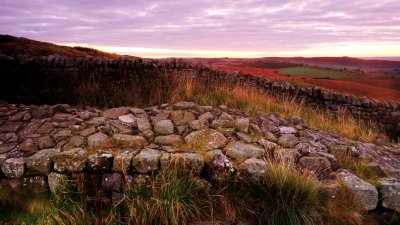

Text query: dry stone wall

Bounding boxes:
[0,100,400,212]
[0,55,399,136]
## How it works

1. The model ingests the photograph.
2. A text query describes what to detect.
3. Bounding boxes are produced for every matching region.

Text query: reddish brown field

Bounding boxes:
[215,65,400,102]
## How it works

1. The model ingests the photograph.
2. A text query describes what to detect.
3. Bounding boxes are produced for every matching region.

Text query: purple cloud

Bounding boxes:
[0,0,399,55]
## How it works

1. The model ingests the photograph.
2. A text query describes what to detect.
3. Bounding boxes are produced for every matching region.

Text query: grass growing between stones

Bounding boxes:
[322,180,368,225]
[0,160,381,225]
[107,162,211,225]
[215,161,329,225]
[169,78,385,142]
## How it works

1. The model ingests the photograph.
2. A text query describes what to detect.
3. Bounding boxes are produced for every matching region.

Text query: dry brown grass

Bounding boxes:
[169,79,385,142]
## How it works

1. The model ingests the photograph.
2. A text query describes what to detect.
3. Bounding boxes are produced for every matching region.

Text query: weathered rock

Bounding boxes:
[207,153,234,180]
[258,139,277,152]
[53,148,86,172]
[236,117,250,133]
[141,129,154,142]
[185,129,227,151]
[38,136,55,149]
[274,148,300,163]
[88,132,108,147]
[279,126,297,134]
[110,122,132,134]
[23,176,47,191]
[337,170,378,211]
[102,173,122,192]
[170,110,196,126]
[299,157,331,174]
[25,148,60,174]
[17,121,42,139]
[1,158,25,178]
[236,132,252,143]
[19,138,38,152]
[198,112,214,123]
[225,141,265,160]
[113,149,139,173]
[87,152,113,172]
[154,134,183,145]
[296,143,317,156]
[79,126,96,137]
[240,158,266,181]
[0,122,22,132]
[0,142,17,154]
[317,152,337,168]
[167,153,205,173]
[204,149,223,164]
[211,118,235,129]
[152,112,171,124]
[136,118,152,131]
[66,135,86,148]
[154,119,174,134]
[87,117,106,126]
[132,149,161,173]
[174,101,196,110]
[118,113,136,125]
[189,120,206,130]
[278,134,300,148]
[103,107,130,119]
[112,134,148,148]
[35,122,55,134]
[379,178,400,212]
[53,129,72,142]
[48,172,68,193]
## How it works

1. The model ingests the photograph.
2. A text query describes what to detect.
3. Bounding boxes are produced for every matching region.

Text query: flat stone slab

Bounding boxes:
[103,107,130,119]
[154,134,183,145]
[112,134,148,148]
[225,141,265,160]
[0,122,22,132]
[185,129,227,151]
[88,132,108,147]
[53,148,87,172]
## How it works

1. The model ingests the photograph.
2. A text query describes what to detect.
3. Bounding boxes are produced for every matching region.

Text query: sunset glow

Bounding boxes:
[1,0,399,58]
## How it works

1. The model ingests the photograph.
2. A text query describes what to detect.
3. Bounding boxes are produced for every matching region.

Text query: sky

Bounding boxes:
[0,0,400,58]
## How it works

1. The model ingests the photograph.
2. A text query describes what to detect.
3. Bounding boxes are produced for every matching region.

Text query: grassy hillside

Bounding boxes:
[278,66,355,79]
[0,34,138,59]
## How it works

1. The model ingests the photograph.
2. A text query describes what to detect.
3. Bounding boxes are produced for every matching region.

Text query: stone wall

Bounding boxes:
[1,100,400,212]
[0,55,399,138]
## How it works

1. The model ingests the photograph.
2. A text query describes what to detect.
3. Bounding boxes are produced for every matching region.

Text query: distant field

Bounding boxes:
[278,66,354,79]
[216,65,400,101]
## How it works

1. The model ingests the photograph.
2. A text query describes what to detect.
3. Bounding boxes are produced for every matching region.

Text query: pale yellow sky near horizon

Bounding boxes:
[62,41,400,58]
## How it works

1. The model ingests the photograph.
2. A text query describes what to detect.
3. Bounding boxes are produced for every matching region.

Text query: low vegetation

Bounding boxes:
[1,159,379,225]
[170,78,385,142]
[278,66,354,79]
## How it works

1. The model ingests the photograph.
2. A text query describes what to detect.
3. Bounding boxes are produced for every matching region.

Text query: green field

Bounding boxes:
[278,66,354,79]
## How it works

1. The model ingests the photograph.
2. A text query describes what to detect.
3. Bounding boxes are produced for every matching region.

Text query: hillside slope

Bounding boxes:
[0,34,138,59]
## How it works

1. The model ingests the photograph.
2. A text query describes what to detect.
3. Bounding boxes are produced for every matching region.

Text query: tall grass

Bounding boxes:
[169,78,385,142]
[322,180,368,225]
[107,162,211,225]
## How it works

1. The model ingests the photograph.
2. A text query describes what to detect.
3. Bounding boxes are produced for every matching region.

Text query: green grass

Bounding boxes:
[278,66,354,79]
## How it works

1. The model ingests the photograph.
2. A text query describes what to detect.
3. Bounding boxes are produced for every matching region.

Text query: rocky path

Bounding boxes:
[0,100,399,213]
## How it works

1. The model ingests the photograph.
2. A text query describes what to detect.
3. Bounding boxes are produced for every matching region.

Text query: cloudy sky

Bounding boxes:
[1,0,399,58]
